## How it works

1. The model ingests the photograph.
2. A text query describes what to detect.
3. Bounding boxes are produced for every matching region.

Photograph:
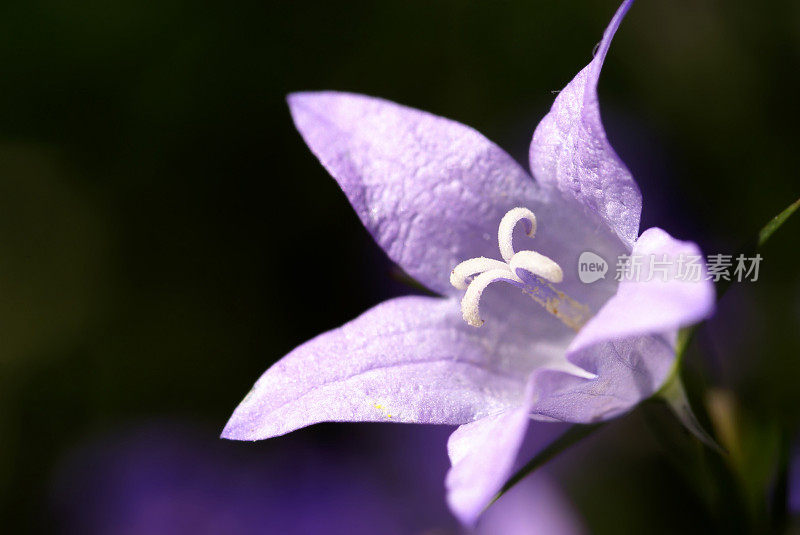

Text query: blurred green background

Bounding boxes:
[0,0,798,533]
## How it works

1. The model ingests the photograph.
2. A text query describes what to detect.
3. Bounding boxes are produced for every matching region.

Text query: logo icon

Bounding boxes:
[578,252,608,284]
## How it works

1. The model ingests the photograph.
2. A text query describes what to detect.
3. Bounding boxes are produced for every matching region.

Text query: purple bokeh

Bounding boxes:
[50,420,584,534]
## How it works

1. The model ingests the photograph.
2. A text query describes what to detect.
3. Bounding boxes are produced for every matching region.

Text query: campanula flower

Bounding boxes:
[222,0,714,525]
[52,423,585,534]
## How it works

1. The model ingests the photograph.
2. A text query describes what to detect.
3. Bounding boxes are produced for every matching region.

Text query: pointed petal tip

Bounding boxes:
[286,90,345,118]
[219,416,282,442]
[446,495,482,528]
[445,404,534,528]
[219,405,285,442]
[286,90,361,111]
[286,90,316,102]
[286,90,320,113]
[528,0,642,246]
[219,415,248,441]
[591,0,636,83]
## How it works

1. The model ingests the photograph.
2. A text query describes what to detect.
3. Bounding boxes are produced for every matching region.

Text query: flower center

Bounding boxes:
[450,207,590,330]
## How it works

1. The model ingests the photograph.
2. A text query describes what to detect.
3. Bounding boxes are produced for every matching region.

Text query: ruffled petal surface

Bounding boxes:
[222,296,547,441]
[288,91,537,296]
[529,0,641,246]
[529,334,675,423]
[288,91,626,299]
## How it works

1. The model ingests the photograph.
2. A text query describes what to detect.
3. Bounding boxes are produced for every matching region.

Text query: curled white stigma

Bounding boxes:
[450,257,513,291]
[509,250,563,284]
[498,207,537,262]
[451,207,589,331]
[460,268,519,327]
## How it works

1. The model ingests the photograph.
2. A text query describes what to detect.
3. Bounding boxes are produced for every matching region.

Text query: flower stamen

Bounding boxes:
[509,250,563,283]
[450,257,514,290]
[460,268,521,327]
[451,207,590,331]
[498,207,537,262]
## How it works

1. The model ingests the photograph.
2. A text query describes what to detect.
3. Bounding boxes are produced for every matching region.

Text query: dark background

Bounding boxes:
[0,1,798,533]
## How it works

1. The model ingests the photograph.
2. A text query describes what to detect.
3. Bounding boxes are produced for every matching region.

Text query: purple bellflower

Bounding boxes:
[52,423,585,535]
[223,0,715,525]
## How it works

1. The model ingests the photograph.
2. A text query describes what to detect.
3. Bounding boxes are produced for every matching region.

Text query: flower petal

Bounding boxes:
[289,91,629,304]
[288,90,541,296]
[529,0,641,246]
[528,228,715,423]
[445,400,532,527]
[478,476,586,535]
[222,296,535,441]
[529,333,675,423]
[569,227,716,355]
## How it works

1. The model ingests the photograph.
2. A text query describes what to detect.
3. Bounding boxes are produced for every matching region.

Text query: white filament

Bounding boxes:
[450,257,515,290]
[509,250,563,284]
[498,207,537,262]
[460,269,519,327]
